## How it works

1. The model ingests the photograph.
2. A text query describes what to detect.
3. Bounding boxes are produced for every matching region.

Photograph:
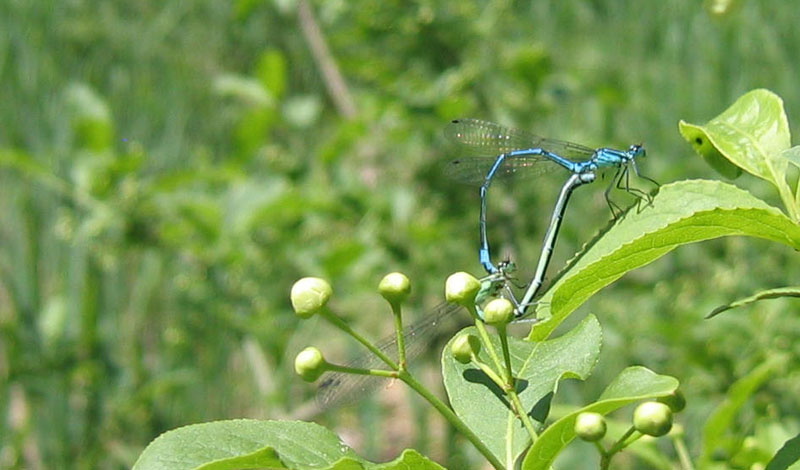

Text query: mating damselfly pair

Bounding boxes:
[316,118,656,408]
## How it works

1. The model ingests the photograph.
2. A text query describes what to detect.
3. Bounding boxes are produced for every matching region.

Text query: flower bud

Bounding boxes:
[294,346,327,382]
[379,272,411,305]
[657,389,686,413]
[633,401,673,437]
[445,272,481,306]
[483,298,513,325]
[574,412,607,442]
[291,277,332,318]
[451,333,481,364]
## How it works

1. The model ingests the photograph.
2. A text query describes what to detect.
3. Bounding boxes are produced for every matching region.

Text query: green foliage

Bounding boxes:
[529,179,800,341]
[679,89,799,221]
[132,420,444,470]
[708,286,800,318]
[522,367,679,470]
[2,1,800,469]
[442,315,602,466]
[700,356,788,467]
[767,433,800,470]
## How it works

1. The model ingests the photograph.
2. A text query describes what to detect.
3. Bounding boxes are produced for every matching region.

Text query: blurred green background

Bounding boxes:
[2,0,800,469]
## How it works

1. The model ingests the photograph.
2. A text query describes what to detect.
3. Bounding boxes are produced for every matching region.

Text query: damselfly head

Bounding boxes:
[629,144,646,158]
[498,259,517,274]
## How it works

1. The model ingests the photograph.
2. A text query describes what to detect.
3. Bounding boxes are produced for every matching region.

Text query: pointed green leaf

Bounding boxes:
[443,315,602,467]
[132,419,444,470]
[679,89,790,184]
[373,450,447,470]
[678,89,798,219]
[522,367,679,470]
[707,286,800,318]
[766,433,800,470]
[528,179,800,341]
[700,357,788,467]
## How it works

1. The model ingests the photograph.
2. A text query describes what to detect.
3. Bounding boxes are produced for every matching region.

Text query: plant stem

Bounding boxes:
[471,350,537,442]
[472,318,504,373]
[599,425,641,470]
[320,304,505,468]
[497,325,513,385]
[399,371,506,470]
[390,302,407,369]
[461,303,505,374]
[493,324,538,440]
[470,307,540,442]
[595,438,615,470]
[296,0,357,118]
[319,309,399,370]
[599,452,611,470]
[472,358,506,388]
[325,363,398,378]
[593,441,606,456]
[507,390,538,441]
[607,426,638,455]
[672,433,695,470]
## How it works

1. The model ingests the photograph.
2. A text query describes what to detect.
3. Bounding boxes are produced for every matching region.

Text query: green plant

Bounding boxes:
[131,89,800,469]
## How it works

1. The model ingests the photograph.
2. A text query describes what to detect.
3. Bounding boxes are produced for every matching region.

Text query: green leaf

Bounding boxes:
[678,120,742,179]
[766,433,800,470]
[213,74,274,108]
[781,146,800,170]
[373,450,448,470]
[700,357,788,467]
[521,367,679,470]
[255,48,288,100]
[678,89,797,219]
[679,89,790,183]
[132,419,445,470]
[707,286,800,318]
[528,179,800,342]
[442,315,602,467]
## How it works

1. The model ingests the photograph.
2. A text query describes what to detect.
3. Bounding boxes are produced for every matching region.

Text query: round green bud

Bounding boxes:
[445,272,481,306]
[451,333,481,364]
[379,272,411,304]
[574,412,607,442]
[291,277,332,318]
[483,298,514,325]
[633,401,673,437]
[657,389,686,413]
[294,346,327,382]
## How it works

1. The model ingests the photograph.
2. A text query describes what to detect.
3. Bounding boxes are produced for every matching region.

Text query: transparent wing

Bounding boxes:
[443,155,564,186]
[445,118,596,161]
[316,301,468,409]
